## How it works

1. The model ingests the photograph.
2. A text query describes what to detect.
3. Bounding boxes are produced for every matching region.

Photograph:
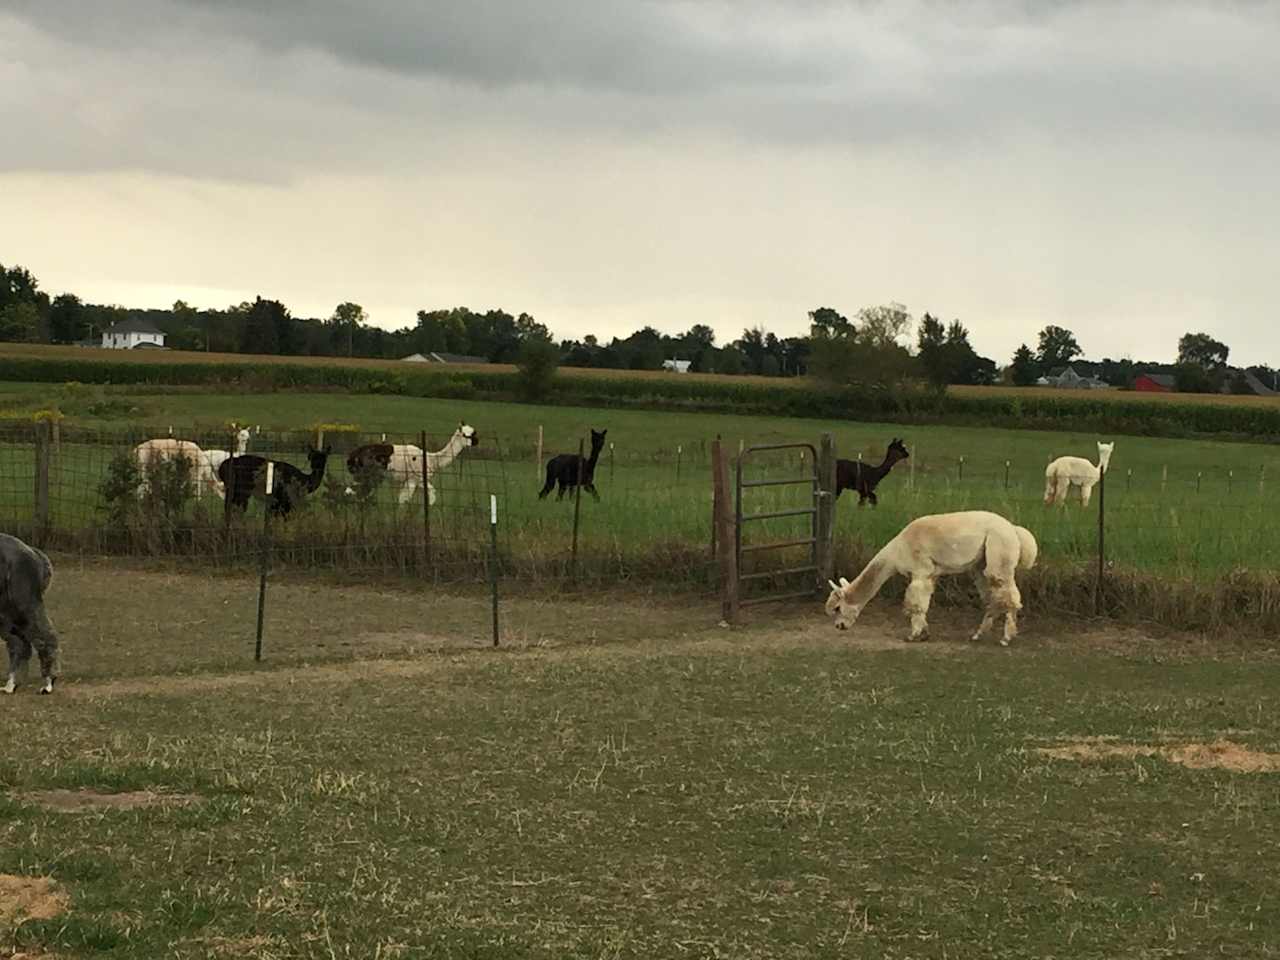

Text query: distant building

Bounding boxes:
[662,358,692,374]
[1133,373,1175,393]
[1038,364,1111,390]
[102,318,166,350]
[402,352,489,364]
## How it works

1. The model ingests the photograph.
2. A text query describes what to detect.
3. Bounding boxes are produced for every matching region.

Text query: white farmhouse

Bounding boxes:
[662,358,692,374]
[102,317,166,350]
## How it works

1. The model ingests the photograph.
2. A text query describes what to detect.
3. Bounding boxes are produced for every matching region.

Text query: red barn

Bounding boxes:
[1134,373,1174,393]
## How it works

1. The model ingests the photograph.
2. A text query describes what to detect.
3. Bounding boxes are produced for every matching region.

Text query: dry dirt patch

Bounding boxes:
[1037,738,1280,773]
[14,789,201,813]
[0,875,69,926]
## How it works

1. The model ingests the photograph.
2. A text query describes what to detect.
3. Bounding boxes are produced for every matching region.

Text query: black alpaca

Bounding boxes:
[219,446,331,518]
[539,428,607,501]
[835,438,909,506]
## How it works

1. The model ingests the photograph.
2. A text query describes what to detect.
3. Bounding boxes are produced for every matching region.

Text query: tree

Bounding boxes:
[1177,332,1229,370]
[1174,362,1217,394]
[916,313,950,387]
[242,297,288,355]
[855,302,912,348]
[0,302,40,342]
[331,302,368,357]
[1009,344,1040,386]
[516,335,560,400]
[808,307,852,339]
[1035,325,1082,371]
[49,293,85,343]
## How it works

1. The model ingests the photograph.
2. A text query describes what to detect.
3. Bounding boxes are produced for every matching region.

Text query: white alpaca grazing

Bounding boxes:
[825,510,1039,646]
[134,438,224,499]
[1044,441,1114,507]
[345,423,479,505]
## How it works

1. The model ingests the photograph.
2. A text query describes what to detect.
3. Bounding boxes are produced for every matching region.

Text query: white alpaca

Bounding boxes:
[1044,441,1114,507]
[345,423,478,505]
[134,439,224,499]
[824,510,1039,646]
[201,428,252,479]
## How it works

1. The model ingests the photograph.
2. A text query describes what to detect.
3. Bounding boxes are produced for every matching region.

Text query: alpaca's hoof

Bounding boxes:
[39,681,53,695]
[969,632,983,643]
[998,637,1011,647]
[2,682,14,695]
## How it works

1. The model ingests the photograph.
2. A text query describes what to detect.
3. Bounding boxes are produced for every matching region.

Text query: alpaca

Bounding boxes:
[824,510,1038,646]
[539,428,607,501]
[835,438,909,505]
[202,428,252,479]
[345,423,479,505]
[1044,441,1115,507]
[1,533,61,695]
[219,446,331,518]
[134,438,223,499]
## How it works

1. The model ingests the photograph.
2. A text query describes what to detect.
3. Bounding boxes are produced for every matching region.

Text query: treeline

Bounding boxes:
[2,261,1002,383]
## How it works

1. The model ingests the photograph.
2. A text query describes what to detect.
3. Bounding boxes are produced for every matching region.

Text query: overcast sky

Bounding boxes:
[2,1,1277,364]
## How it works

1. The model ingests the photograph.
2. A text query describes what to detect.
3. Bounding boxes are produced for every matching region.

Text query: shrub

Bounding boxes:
[516,337,560,400]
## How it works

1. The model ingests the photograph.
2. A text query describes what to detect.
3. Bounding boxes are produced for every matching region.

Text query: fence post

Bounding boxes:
[1261,464,1267,495]
[712,438,738,623]
[1161,465,1167,492]
[958,456,964,482]
[570,437,585,582]
[255,462,274,662]
[816,433,836,590]
[33,420,51,548]
[535,425,543,479]
[1126,468,1132,491]
[1004,459,1010,490]
[1094,463,1105,616]
[676,444,683,483]
[489,494,500,647]
[222,426,236,535]
[316,427,325,450]
[609,442,615,481]
[420,429,432,572]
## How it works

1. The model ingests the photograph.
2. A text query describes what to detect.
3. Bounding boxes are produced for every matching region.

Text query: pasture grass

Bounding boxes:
[3,562,1279,958]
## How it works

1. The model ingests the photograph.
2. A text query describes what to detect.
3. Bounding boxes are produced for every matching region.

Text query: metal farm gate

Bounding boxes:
[712,435,835,621]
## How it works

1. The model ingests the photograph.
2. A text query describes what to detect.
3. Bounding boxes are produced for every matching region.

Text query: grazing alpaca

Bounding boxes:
[134,438,224,499]
[345,423,479,505]
[202,428,252,479]
[539,428,607,501]
[1044,441,1115,507]
[1,533,61,695]
[835,438,909,505]
[824,510,1038,646]
[219,446,331,518]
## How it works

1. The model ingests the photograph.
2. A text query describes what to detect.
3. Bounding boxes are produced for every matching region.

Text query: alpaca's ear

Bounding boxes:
[828,579,840,592]
[839,576,850,588]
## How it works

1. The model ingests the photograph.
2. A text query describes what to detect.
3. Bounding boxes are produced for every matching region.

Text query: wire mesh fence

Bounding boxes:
[3,420,1279,594]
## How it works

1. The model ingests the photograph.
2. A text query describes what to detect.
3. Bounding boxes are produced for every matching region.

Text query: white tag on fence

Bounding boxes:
[265,461,274,495]
[490,494,497,525]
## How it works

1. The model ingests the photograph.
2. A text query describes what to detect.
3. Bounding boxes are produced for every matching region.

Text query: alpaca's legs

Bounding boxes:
[26,607,59,693]
[1079,481,1094,507]
[867,491,878,507]
[586,483,600,501]
[970,571,996,641]
[3,628,28,694]
[397,476,416,505]
[426,482,437,507]
[988,576,1023,646]
[903,576,934,642]
[538,464,557,499]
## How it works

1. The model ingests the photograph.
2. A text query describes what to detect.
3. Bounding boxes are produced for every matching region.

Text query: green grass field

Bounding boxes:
[2,382,1279,588]
[3,562,1279,958]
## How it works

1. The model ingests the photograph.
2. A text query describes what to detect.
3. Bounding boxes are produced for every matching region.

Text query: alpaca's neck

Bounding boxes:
[304,461,326,492]
[428,431,467,470]
[843,545,901,608]
[586,443,604,467]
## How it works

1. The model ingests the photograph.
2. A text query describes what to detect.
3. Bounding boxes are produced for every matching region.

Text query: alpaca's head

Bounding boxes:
[825,577,862,631]
[234,428,251,453]
[590,428,607,451]
[458,423,479,446]
[306,445,332,474]
[887,438,910,464]
[1097,441,1115,473]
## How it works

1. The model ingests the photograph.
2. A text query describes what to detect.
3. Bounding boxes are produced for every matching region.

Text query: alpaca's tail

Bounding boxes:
[1014,525,1038,570]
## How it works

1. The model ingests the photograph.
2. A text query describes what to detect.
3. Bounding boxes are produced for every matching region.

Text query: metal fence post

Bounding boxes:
[489,494,500,647]
[1094,464,1106,616]
[255,462,274,662]
[420,429,432,572]
[570,437,585,582]
[816,433,836,590]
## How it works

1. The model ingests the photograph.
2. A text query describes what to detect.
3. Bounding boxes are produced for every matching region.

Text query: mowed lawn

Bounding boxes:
[2,562,1279,958]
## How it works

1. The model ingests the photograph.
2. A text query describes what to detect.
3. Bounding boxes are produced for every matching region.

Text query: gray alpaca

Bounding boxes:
[1,533,62,695]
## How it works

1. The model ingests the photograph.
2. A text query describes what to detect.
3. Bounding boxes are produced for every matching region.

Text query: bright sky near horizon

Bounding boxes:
[1,1,1277,365]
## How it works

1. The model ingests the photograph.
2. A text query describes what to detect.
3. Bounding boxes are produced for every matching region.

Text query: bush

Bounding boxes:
[516,337,560,401]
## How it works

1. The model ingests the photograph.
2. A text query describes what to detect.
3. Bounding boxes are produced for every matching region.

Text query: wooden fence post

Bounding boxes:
[712,438,738,623]
[535,425,543,479]
[816,433,836,590]
[420,429,432,571]
[1094,465,1106,615]
[33,420,51,548]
